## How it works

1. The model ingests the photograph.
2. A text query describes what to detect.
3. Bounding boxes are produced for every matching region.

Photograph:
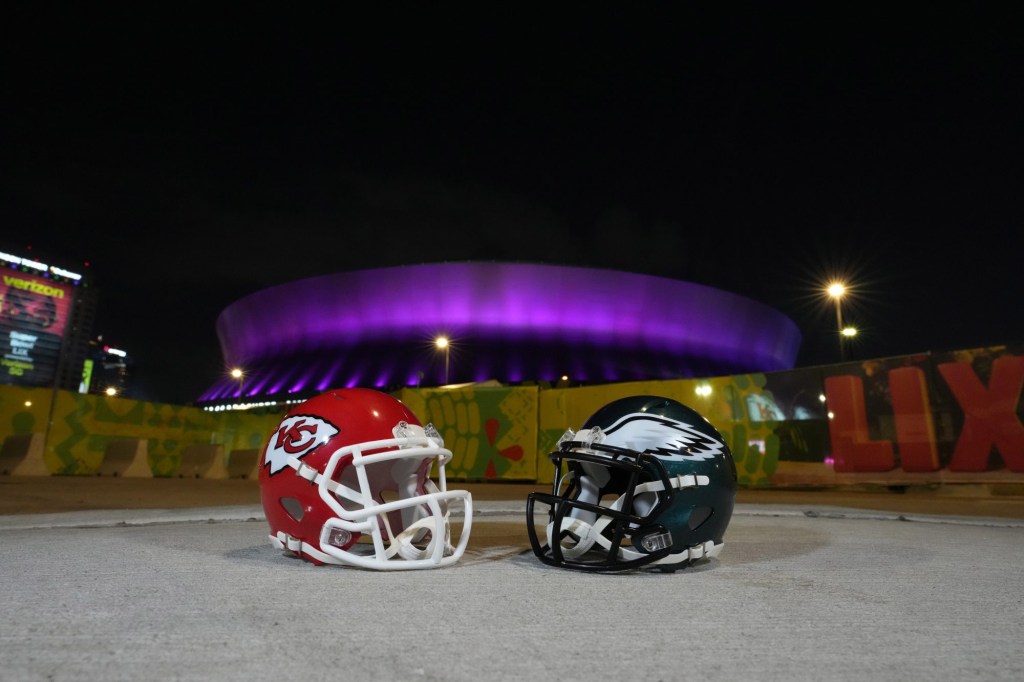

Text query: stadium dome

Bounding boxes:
[198,262,801,403]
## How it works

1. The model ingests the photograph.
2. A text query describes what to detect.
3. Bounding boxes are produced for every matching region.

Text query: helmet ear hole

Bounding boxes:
[687,506,712,530]
[280,497,305,522]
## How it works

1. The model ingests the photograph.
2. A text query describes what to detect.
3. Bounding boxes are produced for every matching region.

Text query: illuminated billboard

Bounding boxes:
[0,271,74,387]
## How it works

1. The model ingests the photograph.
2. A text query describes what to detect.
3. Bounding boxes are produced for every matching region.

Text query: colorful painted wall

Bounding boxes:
[395,386,538,481]
[0,385,278,477]
[2,343,1022,487]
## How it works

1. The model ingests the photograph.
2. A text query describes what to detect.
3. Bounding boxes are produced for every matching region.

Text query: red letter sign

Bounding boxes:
[889,366,941,472]
[938,356,1024,472]
[825,375,895,472]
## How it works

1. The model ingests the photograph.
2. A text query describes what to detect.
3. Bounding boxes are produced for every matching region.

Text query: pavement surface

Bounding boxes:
[1,477,1023,681]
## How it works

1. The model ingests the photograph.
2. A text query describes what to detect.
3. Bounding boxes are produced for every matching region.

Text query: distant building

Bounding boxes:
[0,247,96,392]
[83,339,133,397]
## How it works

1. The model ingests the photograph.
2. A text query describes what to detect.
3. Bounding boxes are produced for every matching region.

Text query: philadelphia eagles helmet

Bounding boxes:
[527,395,737,572]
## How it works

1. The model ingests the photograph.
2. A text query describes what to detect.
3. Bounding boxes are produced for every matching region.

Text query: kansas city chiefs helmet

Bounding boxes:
[259,388,472,570]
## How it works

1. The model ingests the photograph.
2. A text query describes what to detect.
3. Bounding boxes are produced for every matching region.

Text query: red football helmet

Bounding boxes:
[258,388,472,570]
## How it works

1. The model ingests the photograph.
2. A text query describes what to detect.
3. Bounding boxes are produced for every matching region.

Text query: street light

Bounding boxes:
[230,367,245,397]
[435,337,450,385]
[841,325,858,357]
[826,282,848,362]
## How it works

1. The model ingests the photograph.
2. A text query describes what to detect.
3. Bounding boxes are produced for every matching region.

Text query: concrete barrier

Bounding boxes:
[97,439,152,477]
[177,444,229,479]
[0,433,49,476]
[227,448,261,479]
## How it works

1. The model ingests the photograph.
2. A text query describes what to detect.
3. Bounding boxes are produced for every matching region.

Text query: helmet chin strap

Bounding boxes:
[548,462,604,557]
[547,473,714,564]
[380,479,456,561]
[546,496,622,560]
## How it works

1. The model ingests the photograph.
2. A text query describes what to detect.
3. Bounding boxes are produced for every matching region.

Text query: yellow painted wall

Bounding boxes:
[534,376,782,485]
[398,386,538,480]
[0,387,279,476]
[5,345,1022,487]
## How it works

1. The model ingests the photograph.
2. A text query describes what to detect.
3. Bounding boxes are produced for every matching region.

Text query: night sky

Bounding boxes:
[4,4,1023,405]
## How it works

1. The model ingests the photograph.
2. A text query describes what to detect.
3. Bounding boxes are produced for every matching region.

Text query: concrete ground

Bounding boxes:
[1,477,1022,681]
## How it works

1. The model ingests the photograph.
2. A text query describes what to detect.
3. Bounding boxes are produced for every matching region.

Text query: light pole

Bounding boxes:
[435,337,450,385]
[826,282,847,362]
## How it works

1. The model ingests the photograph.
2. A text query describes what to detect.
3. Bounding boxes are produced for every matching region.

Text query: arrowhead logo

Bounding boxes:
[263,414,340,475]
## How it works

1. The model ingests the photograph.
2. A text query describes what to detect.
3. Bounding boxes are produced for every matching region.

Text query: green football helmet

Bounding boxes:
[527,395,737,572]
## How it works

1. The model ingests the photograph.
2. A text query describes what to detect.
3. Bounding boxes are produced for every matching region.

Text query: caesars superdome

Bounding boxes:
[199,262,801,404]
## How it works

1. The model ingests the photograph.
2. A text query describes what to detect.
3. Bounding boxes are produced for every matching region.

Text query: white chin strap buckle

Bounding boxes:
[392,516,454,561]
[547,517,599,559]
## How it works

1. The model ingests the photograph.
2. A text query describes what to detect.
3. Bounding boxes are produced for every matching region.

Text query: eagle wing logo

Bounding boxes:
[263,414,340,475]
[602,412,725,461]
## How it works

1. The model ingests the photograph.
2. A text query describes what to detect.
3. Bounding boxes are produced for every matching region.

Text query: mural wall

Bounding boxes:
[396,386,539,481]
[2,344,1022,486]
[0,385,277,477]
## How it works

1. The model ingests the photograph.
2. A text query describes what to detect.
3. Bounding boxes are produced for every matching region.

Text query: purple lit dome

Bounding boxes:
[199,262,801,402]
